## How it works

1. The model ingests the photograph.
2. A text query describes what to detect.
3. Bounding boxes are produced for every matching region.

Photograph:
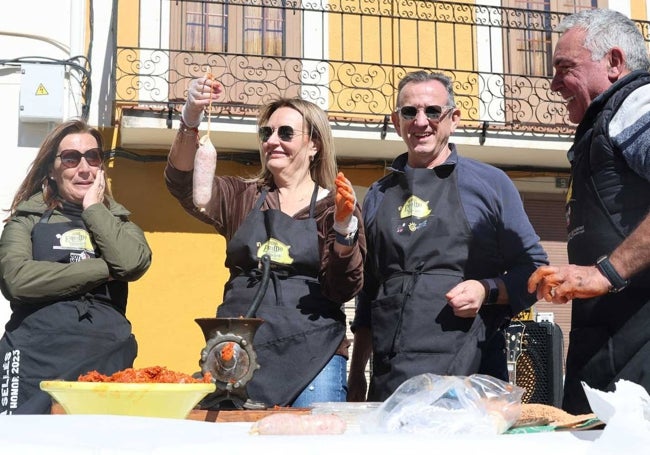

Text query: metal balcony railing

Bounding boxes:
[113,0,650,139]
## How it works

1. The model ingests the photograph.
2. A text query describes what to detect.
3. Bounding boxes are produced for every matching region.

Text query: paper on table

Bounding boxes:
[582,380,650,455]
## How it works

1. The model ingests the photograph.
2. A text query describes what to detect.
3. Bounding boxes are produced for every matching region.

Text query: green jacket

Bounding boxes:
[0,192,152,306]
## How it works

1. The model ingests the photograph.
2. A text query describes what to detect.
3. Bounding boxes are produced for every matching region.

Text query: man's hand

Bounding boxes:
[527,264,611,304]
[446,280,485,318]
[346,370,368,402]
[347,326,372,402]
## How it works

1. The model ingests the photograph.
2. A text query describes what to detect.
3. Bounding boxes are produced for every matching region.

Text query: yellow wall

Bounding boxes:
[630,1,648,20]
[106,152,384,375]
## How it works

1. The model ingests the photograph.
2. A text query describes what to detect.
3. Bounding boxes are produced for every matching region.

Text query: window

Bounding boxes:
[177,1,293,56]
[169,1,302,109]
[501,0,600,128]
[505,0,601,77]
[244,5,284,55]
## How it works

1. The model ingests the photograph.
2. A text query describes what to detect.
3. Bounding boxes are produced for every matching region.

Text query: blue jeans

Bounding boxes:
[291,355,347,407]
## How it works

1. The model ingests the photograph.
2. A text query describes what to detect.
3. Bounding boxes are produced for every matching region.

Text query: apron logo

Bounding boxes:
[1,349,20,412]
[70,251,91,262]
[396,196,431,233]
[54,228,95,255]
[399,196,431,219]
[256,238,294,264]
[567,225,584,242]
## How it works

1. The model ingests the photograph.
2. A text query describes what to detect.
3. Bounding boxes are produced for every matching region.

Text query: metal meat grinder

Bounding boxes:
[195,255,271,410]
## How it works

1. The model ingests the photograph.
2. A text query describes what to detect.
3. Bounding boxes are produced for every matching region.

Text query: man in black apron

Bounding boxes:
[349,71,547,402]
[528,9,650,414]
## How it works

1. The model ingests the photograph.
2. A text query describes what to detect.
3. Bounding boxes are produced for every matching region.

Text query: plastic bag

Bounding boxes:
[360,374,524,435]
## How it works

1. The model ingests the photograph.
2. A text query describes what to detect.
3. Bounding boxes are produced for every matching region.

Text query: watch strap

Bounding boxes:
[596,255,629,293]
[480,278,499,305]
[335,230,358,246]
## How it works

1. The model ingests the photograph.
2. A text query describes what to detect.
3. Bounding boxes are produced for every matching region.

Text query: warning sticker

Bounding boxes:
[35,84,49,96]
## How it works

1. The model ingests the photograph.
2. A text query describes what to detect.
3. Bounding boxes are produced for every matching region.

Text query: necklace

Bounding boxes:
[278,182,315,208]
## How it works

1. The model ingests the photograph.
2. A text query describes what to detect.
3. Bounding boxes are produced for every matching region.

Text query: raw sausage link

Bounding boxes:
[193,134,217,212]
[250,413,347,435]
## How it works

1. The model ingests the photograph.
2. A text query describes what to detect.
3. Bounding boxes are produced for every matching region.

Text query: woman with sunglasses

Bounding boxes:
[165,76,366,408]
[0,119,152,414]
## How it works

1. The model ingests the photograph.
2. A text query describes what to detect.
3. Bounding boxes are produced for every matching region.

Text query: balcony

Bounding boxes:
[112,0,650,171]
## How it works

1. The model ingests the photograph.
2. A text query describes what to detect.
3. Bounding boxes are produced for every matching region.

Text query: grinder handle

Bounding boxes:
[245,254,271,318]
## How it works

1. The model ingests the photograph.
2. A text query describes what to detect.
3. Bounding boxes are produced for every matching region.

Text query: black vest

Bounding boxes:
[562,71,650,414]
[567,70,650,281]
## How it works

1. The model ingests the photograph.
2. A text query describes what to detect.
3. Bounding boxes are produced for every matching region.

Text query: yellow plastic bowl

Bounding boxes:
[40,380,216,419]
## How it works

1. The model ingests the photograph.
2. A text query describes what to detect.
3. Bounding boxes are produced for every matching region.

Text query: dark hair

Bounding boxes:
[6,118,108,219]
[396,71,456,109]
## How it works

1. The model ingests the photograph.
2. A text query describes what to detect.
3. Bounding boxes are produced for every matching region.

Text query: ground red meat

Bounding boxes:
[78,366,212,383]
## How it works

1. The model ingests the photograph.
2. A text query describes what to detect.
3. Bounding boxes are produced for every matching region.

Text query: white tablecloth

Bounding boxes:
[0,414,602,455]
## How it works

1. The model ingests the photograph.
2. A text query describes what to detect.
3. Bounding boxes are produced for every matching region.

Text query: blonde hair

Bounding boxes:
[248,98,338,191]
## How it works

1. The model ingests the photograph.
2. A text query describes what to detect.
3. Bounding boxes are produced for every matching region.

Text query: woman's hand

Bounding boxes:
[182,75,223,127]
[334,172,356,228]
[83,169,105,210]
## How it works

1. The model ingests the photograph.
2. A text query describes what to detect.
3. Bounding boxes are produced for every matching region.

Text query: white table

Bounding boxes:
[0,414,602,455]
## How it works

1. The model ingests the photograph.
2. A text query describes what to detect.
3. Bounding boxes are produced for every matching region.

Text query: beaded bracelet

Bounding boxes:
[179,119,199,136]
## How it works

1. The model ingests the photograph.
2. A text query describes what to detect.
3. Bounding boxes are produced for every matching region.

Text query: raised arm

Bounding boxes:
[167,76,222,171]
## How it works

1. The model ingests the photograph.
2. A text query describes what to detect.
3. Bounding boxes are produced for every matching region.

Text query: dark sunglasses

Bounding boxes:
[396,105,453,121]
[258,125,308,143]
[56,148,104,168]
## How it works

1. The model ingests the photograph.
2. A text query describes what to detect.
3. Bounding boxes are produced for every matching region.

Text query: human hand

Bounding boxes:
[182,74,223,128]
[527,264,610,304]
[445,279,485,318]
[83,169,105,210]
[346,371,368,402]
[334,172,356,231]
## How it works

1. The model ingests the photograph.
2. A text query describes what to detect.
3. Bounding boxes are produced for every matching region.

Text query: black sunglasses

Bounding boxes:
[56,148,104,168]
[258,125,308,143]
[396,105,453,121]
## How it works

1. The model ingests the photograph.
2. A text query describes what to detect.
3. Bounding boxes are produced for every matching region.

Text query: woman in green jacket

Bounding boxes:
[0,119,152,414]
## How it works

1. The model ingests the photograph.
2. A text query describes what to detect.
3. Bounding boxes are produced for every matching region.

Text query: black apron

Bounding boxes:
[368,165,490,401]
[0,210,136,415]
[217,185,346,406]
[564,144,650,414]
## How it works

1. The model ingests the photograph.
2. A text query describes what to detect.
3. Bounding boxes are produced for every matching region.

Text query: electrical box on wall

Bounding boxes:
[19,63,65,123]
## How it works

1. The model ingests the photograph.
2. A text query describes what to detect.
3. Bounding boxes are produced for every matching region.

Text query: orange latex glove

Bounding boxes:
[335,172,356,225]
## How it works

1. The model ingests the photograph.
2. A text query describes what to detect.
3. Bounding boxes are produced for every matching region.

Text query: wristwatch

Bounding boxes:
[480,278,499,305]
[335,230,358,246]
[596,255,629,293]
